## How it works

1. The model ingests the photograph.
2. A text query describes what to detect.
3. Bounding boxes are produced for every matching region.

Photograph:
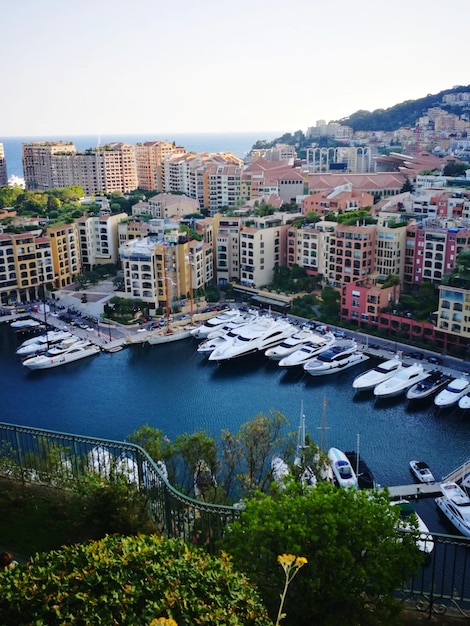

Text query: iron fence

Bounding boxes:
[0,421,238,550]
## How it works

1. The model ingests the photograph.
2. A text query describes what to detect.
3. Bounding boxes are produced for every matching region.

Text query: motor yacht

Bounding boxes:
[352,355,403,392]
[303,340,369,376]
[22,340,100,370]
[328,447,358,489]
[373,364,428,399]
[191,309,250,339]
[10,318,41,330]
[208,318,295,362]
[435,482,470,538]
[16,330,73,356]
[265,326,319,361]
[391,499,434,554]
[409,460,435,484]
[406,369,453,403]
[458,392,470,411]
[278,332,336,368]
[434,376,470,408]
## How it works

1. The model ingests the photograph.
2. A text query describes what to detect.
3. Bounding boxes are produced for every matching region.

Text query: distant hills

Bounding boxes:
[252,85,470,154]
[336,84,470,132]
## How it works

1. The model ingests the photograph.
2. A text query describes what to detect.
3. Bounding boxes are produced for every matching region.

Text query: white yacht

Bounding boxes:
[458,392,470,411]
[352,355,403,392]
[328,447,358,489]
[434,377,470,408]
[10,318,41,329]
[406,370,453,403]
[197,328,241,355]
[208,318,295,362]
[391,499,434,554]
[373,364,429,399]
[16,330,73,356]
[147,324,196,345]
[191,309,248,339]
[265,326,319,361]
[303,340,368,377]
[435,482,470,538]
[278,332,336,368]
[22,341,100,370]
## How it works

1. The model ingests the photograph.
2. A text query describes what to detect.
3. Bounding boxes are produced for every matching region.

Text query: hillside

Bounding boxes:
[337,84,470,131]
[251,85,470,155]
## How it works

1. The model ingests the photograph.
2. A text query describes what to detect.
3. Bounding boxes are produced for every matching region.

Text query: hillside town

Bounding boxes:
[1,91,470,359]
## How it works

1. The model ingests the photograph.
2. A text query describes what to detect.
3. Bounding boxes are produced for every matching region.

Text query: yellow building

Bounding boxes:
[45,223,80,288]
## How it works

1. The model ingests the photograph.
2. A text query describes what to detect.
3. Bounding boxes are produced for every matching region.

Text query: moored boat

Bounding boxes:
[10,318,41,330]
[392,499,434,553]
[345,451,376,489]
[409,460,435,484]
[265,326,320,361]
[434,376,470,408]
[435,481,470,538]
[458,392,470,411]
[191,308,246,339]
[303,340,369,377]
[352,354,403,392]
[147,325,195,345]
[16,330,73,356]
[22,341,100,370]
[406,369,453,402]
[373,363,429,399]
[328,447,358,489]
[278,332,336,368]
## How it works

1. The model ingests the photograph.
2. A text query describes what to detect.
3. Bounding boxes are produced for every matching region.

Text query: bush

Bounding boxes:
[0,534,272,625]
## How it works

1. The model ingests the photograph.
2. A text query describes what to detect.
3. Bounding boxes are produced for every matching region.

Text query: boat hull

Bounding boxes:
[305,352,369,376]
[148,329,193,345]
[23,345,100,369]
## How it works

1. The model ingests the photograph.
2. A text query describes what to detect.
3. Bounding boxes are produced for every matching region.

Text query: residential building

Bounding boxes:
[239,220,286,288]
[76,212,127,271]
[206,164,242,215]
[135,141,186,191]
[327,223,376,287]
[286,222,332,276]
[0,232,54,305]
[0,143,7,187]
[132,193,199,219]
[340,278,399,325]
[305,172,404,201]
[374,224,407,284]
[213,215,242,285]
[45,223,80,288]
[22,141,77,190]
[436,284,470,342]
[303,184,374,216]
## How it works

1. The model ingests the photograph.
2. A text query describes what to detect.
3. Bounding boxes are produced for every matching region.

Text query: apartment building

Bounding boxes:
[286,222,331,276]
[403,224,470,286]
[23,142,138,194]
[119,237,192,313]
[76,212,127,271]
[213,215,242,285]
[303,184,375,216]
[0,233,54,305]
[45,223,80,288]
[189,239,213,292]
[132,193,199,219]
[306,172,404,201]
[0,143,7,187]
[374,224,407,283]
[436,284,470,340]
[327,224,376,287]
[22,142,77,190]
[206,164,242,215]
[135,141,186,191]
[340,279,399,325]
[239,222,285,288]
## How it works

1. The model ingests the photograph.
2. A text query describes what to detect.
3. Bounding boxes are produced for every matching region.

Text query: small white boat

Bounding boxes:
[434,377,470,408]
[10,318,41,329]
[278,332,336,368]
[22,341,100,369]
[373,364,429,399]
[271,455,290,486]
[352,355,403,391]
[328,447,358,489]
[304,340,369,377]
[265,327,319,361]
[435,481,470,538]
[406,370,453,402]
[392,499,434,553]
[409,460,435,484]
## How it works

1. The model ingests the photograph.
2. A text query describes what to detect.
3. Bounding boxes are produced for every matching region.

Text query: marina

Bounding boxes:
[3,308,470,539]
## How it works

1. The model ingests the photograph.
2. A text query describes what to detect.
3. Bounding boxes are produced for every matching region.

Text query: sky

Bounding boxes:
[1,0,469,137]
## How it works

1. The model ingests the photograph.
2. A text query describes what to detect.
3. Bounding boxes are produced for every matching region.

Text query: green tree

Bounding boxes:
[172,431,219,498]
[220,411,291,499]
[223,483,423,626]
[0,534,271,625]
[318,286,340,321]
[400,177,414,193]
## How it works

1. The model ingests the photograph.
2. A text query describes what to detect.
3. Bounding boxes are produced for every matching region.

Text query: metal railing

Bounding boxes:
[0,421,238,551]
[1,421,470,619]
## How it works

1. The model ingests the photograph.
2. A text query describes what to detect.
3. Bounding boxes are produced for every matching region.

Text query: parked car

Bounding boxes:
[427,356,443,365]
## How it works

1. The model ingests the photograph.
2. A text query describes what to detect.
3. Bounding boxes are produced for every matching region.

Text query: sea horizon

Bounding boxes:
[1,131,286,179]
